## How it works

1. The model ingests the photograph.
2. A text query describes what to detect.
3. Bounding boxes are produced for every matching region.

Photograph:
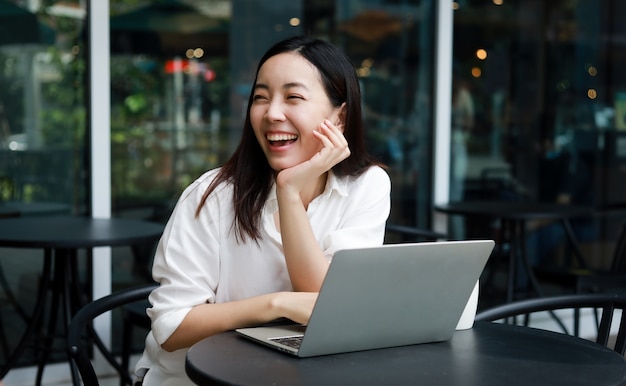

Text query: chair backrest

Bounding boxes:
[67,283,158,386]
[610,223,626,274]
[384,223,447,243]
[475,292,626,355]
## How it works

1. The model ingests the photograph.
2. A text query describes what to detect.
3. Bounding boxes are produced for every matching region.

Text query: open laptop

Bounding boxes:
[235,239,495,357]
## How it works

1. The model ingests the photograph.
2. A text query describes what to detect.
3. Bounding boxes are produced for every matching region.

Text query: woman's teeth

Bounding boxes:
[266,134,298,141]
[267,133,298,146]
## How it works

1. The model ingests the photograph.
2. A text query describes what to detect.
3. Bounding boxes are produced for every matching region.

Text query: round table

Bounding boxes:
[434,201,593,302]
[186,322,626,386]
[0,215,164,384]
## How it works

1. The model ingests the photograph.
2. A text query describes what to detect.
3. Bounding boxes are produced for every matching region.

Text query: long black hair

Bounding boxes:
[195,36,380,241]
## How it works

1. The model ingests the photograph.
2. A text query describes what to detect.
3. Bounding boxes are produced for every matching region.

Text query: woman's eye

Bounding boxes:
[287,95,303,100]
[253,94,267,101]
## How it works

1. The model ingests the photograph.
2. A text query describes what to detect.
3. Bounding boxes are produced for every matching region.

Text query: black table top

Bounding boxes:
[435,201,593,221]
[185,322,626,386]
[0,215,164,249]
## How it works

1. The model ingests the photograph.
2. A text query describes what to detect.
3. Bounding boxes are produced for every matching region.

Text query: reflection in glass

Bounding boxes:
[452,1,626,288]
[0,0,87,371]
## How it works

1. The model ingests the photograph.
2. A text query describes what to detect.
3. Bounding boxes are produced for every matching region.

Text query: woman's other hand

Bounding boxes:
[276,119,350,196]
[273,291,319,325]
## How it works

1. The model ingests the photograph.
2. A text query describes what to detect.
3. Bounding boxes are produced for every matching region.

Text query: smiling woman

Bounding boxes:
[133,36,391,385]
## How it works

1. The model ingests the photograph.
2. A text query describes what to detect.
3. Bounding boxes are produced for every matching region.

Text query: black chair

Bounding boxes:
[385,223,447,243]
[534,222,626,294]
[475,292,626,355]
[120,293,153,384]
[67,283,158,386]
[0,210,23,361]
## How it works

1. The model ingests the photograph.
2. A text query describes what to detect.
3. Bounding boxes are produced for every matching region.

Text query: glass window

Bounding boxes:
[451,0,625,270]
[0,0,87,370]
[1,2,87,208]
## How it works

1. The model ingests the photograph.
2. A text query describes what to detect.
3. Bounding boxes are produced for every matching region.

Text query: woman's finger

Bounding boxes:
[321,119,348,146]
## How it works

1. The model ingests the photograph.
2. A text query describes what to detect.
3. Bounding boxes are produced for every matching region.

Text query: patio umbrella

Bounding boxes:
[110,0,228,57]
[0,0,55,46]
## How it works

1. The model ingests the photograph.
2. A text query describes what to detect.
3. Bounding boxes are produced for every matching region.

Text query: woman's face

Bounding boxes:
[250,52,343,172]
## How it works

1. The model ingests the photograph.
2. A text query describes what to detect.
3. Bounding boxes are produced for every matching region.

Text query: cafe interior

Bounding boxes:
[1,0,626,384]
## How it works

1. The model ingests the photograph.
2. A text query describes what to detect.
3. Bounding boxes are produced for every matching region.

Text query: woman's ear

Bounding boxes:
[335,103,347,131]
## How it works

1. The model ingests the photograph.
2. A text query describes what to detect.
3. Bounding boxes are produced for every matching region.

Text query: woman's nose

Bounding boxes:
[265,99,286,121]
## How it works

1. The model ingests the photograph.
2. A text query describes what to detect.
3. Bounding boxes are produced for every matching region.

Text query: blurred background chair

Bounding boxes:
[534,222,626,294]
[530,222,626,334]
[385,223,447,243]
[67,283,158,386]
[0,210,21,361]
[475,292,626,355]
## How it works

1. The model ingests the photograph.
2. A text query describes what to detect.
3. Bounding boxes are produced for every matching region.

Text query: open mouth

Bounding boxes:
[266,133,298,147]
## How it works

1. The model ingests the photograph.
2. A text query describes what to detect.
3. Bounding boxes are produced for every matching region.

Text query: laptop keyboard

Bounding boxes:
[270,335,304,349]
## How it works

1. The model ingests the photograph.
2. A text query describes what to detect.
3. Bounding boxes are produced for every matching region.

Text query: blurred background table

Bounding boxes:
[0,215,163,384]
[434,201,593,303]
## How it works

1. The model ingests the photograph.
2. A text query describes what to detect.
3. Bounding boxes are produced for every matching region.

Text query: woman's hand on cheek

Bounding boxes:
[311,119,351,170]
[276,120,350,194]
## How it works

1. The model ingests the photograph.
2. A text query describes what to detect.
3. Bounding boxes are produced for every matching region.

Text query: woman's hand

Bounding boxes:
[309,119,350,172]
[273,292,319,325]
[276,119,350,196]
[161,291,319,352]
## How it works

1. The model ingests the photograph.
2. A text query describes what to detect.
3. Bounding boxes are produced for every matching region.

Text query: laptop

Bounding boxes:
[235,239,495,357]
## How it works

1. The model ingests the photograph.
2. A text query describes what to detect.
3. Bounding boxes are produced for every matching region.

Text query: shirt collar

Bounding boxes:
[324,171,349,198]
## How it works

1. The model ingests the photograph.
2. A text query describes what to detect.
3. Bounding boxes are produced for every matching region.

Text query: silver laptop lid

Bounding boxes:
[296,240,494,357]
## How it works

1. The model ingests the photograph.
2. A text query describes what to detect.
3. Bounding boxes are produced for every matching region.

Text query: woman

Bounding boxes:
[135,36,391,384]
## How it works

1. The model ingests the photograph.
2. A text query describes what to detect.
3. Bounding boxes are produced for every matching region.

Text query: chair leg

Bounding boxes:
[614,311,626,355]
[0,308,10,362]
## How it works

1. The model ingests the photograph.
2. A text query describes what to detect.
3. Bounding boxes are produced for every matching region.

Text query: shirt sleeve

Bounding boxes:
[322,166,391,257]
[147,172,224,345]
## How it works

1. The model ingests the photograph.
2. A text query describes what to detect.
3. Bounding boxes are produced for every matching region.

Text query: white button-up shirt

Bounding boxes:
[136,166,391,385]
